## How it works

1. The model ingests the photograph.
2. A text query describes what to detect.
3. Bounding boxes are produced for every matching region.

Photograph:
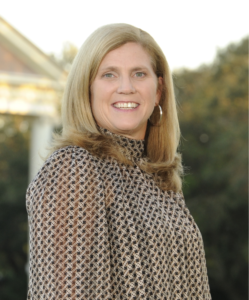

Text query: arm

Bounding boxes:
[175,192,212,299]
[26,146,111,300]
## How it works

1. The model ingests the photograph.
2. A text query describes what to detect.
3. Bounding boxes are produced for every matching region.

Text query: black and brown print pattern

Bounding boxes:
[26,129,211,299]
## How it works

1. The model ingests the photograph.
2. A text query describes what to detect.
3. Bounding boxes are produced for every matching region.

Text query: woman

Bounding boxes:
[26,24,211,299]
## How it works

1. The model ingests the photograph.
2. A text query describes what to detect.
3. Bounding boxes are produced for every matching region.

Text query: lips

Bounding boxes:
[113,102,139,109]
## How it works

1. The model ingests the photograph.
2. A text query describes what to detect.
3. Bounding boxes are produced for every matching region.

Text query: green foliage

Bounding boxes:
[0,116,29,299]
[174,37,248,299]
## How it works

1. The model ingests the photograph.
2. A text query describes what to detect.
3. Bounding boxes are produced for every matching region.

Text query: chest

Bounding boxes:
[95,159,190,238]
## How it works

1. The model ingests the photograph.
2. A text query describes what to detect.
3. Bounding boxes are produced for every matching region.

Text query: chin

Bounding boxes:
[114,122,146,138]
[115,123,140,132]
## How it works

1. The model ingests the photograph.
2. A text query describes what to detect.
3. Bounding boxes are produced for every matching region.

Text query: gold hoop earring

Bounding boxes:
[149,105,162,126]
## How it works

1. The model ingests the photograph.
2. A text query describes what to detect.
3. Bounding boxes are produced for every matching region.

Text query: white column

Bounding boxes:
[29,117,53,182]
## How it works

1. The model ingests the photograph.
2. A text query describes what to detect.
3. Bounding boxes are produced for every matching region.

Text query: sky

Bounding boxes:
[1,0,248,71]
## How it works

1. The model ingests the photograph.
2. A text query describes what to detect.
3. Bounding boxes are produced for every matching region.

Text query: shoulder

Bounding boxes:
[27,145,98,194]
[26,145,101,214]
[48,145,92,164]
[42,145,98,172]
[168,190,187,209]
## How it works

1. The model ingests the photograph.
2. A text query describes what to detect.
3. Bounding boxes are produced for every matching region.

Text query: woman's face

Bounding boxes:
[90,42,162,140]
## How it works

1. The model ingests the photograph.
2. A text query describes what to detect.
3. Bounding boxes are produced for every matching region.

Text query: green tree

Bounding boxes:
[174,37,248,299]
[0,116,30,299]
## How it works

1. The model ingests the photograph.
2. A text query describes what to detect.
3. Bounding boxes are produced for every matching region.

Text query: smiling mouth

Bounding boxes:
[113,102,139,109]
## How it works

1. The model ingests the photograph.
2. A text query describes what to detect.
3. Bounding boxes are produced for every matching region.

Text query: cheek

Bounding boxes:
[91,82,112,102]
[90,89,106,122]
[148,84,159,103]
[91,98,102,120]
[89,84,95,106]
[90,100,102,126]
[89,89,99,119]
[90,83,102,108]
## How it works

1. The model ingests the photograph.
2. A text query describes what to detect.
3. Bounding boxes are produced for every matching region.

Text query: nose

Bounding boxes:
[116,75,136,94]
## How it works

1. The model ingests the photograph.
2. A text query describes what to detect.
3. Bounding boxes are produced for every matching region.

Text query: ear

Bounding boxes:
[155,76,163,106]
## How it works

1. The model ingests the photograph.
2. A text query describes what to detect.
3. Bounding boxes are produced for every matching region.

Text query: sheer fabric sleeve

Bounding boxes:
[26,146,111,300]
[175,192,212,299]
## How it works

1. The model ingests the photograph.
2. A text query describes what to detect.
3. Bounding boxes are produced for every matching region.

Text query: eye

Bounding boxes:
[103,73,114,78]
[135,72,145,78]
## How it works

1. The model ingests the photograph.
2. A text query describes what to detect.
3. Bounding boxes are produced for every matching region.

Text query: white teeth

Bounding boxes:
[113,102,139,109]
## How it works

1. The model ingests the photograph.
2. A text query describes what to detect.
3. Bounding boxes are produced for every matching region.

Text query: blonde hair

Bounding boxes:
[52,23,183,192]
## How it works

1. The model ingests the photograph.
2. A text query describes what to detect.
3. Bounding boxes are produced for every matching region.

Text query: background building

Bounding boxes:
[0,16,66,181]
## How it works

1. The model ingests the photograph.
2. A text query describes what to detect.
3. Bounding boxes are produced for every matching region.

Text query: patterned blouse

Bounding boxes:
[26,128,211,300]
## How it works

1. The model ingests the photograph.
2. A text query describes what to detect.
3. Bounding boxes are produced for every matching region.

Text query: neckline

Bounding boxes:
[98,127,145,160]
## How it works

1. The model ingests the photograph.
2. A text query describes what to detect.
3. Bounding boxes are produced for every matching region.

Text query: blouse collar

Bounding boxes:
[98,127,145,160]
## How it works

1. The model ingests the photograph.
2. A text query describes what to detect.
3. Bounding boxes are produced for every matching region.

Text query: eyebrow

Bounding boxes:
[98,66,150,73]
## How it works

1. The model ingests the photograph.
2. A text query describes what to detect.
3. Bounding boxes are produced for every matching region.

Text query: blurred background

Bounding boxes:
[0,0,248,299]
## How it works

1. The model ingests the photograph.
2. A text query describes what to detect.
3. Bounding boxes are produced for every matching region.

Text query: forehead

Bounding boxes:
[99,42,153,69]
